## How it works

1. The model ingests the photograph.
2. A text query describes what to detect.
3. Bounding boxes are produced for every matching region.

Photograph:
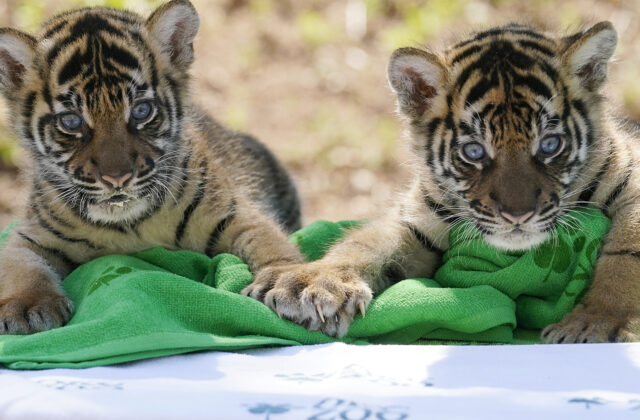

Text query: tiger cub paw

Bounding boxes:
[0,293,74,335]
[541,304,639,343]
[242,263,373,337]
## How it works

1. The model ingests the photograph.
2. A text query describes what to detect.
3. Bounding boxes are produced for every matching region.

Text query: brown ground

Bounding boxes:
[0,0,639,231]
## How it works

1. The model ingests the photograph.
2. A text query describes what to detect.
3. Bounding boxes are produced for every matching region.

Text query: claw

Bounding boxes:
[358,302,366,318]
[315,303,326,323]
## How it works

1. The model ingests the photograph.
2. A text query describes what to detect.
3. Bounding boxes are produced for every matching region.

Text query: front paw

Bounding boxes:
[541,304,639,343]
[241,264,373,337]
[0,293,74,334]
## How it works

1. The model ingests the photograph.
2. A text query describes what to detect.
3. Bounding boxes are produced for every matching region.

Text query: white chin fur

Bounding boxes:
[86,199,150,224]
[483,230,549,251]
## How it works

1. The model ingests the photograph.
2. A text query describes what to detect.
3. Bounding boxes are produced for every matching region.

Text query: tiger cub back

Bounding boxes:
[0,0,304,334]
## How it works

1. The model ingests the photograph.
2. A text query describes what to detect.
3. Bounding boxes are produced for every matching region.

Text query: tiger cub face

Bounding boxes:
[388,23,617,250]
[0,1,199,225]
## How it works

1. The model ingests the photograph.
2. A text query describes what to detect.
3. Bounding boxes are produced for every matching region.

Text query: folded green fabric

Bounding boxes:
[0,207,609,369]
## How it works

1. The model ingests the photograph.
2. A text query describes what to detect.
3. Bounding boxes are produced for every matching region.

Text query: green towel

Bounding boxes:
[0,207,609,369]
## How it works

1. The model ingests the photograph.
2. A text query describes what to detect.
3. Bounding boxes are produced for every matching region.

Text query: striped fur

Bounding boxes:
[0,0,303,334]
[246,23,640,342]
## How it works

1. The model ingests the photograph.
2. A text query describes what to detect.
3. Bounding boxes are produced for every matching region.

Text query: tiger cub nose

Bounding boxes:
[500,209,534,225]
[100,171,133,189]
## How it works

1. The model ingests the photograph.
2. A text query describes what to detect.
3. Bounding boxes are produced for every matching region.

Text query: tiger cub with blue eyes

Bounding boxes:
[0,0,304,334]
[243,22,640,343]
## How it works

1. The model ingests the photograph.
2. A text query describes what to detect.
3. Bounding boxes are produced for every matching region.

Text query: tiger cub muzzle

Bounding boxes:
[69,119,159,209]
[466,150,562,251]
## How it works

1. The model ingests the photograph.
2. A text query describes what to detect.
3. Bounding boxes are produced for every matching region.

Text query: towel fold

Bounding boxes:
[0,207,609,369]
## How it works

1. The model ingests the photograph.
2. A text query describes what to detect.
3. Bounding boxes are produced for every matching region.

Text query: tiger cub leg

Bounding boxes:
[0,234,74,334]
[542,202,640,343]
[242,213,443,337]
[211,203,306,278]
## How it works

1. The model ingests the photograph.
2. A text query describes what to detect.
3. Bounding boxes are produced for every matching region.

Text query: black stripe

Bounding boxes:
[571,99,593,145]
[174,163,208,246]
[102,41,139,70]
[517,40,554,56]
[426,117,443,141]
[439,112,457,176]
[260,256,302,267]
[465,75,499,105]
[458,121,474,136]
[578,158,610,203]
[512,74,552,99]
[58,48,87,85]
[17,232,76,268]
[403,222,444,254]
[470,199,494,217]
[136,156,156,179]
[42,20,69,39]
[451,45,483,64]
[603,165,632,212]
[571,118,584,159]
[32,203,98,250]
[602,250,640,259]
[539,205,555,216]
[478,103,496,121]
[165,75,183,121]
[426,117,443,169]
[22,91,36,121]
[36,115,53,154]
[204,206,237,257]
[281,195,302,232]
[453,59,481,91]
[424,194,454,219]
[173,151,193,203]
[538,61,559,82]
[383,261,407,284]
[21,92,37,148]
[100,11,138,27]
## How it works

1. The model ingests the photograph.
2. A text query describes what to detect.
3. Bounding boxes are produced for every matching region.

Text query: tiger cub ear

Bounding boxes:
[387,47,447,120]
[561,21,617,92]
[146,0,200,71]
[0,28,37,97]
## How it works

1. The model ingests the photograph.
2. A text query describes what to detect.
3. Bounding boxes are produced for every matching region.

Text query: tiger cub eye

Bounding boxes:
[58,113,83,132]
[131,101,153,121]
[462,142,486,161]
[539,135,563,156]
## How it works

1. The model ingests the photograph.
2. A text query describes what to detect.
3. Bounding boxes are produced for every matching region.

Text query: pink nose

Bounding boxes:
[500,210,534,225]
[101,172,133,189]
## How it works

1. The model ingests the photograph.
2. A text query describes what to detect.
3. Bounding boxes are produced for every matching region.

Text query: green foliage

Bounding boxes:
[14,1,46,32]
[296,10,339,47]
[223,104,248,130]
[249,0,274,18]
[0,137,20,168]
[380,0,468,49]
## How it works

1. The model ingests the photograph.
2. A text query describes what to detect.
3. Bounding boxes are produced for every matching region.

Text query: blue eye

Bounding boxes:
[131,101,153,121]
[58,113,83,132]
[539,135,563,156]
[462,142,486,161]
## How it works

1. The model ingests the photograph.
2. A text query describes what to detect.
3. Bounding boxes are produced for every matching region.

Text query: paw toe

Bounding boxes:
[0,295,73,335]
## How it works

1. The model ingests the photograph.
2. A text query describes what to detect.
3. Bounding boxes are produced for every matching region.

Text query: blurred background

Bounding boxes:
[0,0,639,230]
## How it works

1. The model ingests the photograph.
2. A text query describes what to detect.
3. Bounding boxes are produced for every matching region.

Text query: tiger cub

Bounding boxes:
[0,0,304,334]
[244,22,640,343]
